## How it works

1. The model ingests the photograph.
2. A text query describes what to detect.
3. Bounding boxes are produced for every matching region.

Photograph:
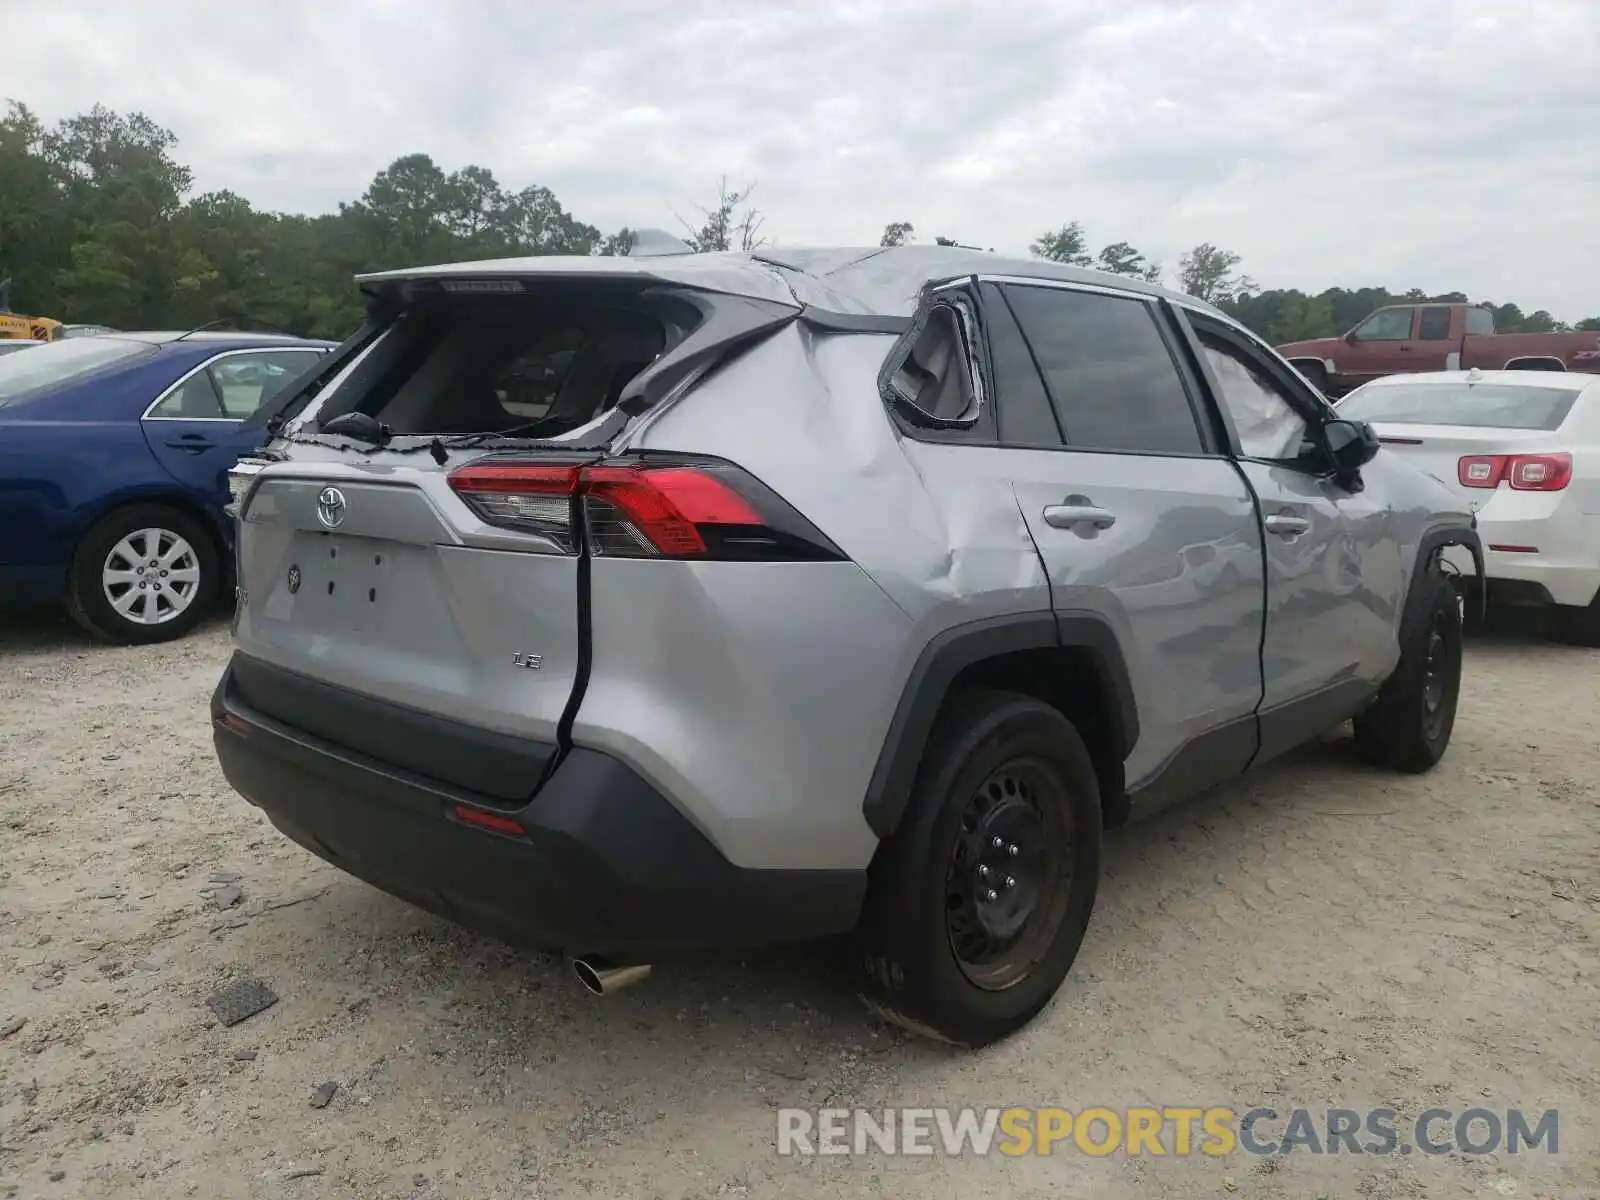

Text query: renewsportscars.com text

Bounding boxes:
[776,1106,1559,1158]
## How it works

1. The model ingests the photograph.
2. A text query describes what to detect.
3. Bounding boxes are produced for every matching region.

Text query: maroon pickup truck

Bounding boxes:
[1277,303,1600,396]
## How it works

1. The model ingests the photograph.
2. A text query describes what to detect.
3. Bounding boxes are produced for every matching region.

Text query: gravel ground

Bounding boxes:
[1,608,1597,1200]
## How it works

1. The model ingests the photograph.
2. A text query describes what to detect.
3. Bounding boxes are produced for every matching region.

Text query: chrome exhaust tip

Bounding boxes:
[570,956,652,996]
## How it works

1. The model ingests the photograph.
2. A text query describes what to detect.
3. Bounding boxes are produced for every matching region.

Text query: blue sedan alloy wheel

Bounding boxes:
[67,503,221,644]
[101,527,202,626]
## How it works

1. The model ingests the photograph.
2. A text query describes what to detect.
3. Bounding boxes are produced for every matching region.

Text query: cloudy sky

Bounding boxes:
[7,0,1598,318]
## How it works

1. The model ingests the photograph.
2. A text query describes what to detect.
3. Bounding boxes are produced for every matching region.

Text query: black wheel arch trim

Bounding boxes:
[862,610,1138,839]
[1408,523,1484,625]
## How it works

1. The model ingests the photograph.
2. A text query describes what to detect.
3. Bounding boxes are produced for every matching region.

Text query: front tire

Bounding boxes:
[1353,570,1462,772]
[854,689,1102,1047]
[67,504,222,645]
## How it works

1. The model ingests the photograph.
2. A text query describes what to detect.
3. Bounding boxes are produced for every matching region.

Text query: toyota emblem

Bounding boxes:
[316,486,347,529]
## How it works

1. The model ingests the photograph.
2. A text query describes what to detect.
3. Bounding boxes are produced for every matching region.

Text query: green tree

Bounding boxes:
[1030,222,1091,266]
[680,178,765,252]
[880,221,914,247]
[1178,243,1254,306]
[1520,310,1568,333]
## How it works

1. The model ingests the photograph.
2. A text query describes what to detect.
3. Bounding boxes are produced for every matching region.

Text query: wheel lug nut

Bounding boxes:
[978,865,991,879]
[1007,843,1019,857]
[991,837,1003,849]
[985,889,998,902]
[1005,876,1016,888]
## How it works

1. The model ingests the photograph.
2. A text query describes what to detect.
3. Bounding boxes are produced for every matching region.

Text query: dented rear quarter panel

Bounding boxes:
[601,322,1054,869]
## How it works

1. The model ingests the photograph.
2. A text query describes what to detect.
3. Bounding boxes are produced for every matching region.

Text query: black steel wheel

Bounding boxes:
[944,760,1074,991]
[1355,570,1462,772]
[854,689,1102,1047]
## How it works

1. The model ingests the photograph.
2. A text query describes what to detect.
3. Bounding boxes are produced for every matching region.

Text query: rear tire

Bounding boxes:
[854,689,1102,1047]
[67,504,222,645]
[1554,603,1600,646]
[1353,571,1462,772]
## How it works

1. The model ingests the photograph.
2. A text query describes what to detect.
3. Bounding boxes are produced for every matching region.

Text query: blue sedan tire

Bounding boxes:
[68,504,223,645]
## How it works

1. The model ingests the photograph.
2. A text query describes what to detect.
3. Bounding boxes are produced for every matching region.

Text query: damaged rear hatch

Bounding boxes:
[226,261,799,804]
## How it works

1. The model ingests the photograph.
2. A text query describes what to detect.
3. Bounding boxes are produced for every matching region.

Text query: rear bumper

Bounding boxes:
[1442,544,1600,608]
[211,660,866,956]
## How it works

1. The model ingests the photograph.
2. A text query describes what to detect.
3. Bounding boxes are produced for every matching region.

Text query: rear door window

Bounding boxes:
[148,350,326,420]
[212,350,327,418]
[979,282,1061,446]
[1417,307,1452,340]
[151,368,227,419]
[1001,284,1205,455]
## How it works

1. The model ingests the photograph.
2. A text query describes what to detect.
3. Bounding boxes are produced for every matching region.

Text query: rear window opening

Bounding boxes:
[1338,382,1582,431]
[315,286,703,438]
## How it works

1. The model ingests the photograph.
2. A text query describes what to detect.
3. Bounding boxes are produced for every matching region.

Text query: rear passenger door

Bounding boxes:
[979,279,1267,801]
[1177,312,1403,755]
[143,348,327,500]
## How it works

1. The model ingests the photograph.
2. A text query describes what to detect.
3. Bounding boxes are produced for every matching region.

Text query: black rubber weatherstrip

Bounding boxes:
[797,306,914,335]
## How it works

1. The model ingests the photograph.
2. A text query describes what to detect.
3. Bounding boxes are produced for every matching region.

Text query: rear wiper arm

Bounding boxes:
[318,412,391,445]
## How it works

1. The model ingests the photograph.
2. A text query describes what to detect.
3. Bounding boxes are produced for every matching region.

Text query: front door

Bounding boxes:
[1183,314,1405,759]
[142,348,326,502]
[1339,306,1419,382]
[983,279,1267,794]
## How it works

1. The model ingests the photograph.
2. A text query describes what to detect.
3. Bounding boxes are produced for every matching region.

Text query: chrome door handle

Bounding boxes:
[1264,513,1310,536]
[1043,504,1116,530]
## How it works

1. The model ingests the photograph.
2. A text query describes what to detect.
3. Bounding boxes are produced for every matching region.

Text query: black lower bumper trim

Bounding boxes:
[211,659,866,956]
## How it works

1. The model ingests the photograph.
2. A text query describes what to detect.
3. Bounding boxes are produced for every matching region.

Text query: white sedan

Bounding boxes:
[1336,369,1600,645]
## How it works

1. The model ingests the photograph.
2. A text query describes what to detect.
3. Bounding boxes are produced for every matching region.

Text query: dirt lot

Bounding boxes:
[1,610,1596,1200]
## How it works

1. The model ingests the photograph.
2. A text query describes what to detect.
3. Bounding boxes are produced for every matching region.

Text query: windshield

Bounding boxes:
[1338,381,1582,431]
[0,337,155,405]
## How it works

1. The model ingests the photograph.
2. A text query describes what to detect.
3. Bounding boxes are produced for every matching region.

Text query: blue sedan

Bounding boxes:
[0,331,334,643]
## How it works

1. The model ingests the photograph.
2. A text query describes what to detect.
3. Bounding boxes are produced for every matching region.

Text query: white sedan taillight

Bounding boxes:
[1456,452,1572,492]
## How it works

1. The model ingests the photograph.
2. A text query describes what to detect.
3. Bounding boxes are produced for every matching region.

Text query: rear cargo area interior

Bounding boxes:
[343,291,687,437]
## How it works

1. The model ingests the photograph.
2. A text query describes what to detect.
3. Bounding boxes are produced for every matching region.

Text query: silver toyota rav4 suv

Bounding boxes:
[213,245,1482,1047]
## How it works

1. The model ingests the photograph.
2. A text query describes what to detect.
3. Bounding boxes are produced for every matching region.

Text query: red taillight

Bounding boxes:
[451,803,528,839]
[448,462,582,550]
[1507,453,1572,490]
[447,456,842,562]
[447,463,580,495]
[1457,455,1505,488]
[1457,452,1571,492]
[581,465,762,558]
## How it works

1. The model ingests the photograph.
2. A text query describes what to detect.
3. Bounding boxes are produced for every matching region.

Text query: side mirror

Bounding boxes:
[1324,418,1379,470]
[1343,330,1359,346]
